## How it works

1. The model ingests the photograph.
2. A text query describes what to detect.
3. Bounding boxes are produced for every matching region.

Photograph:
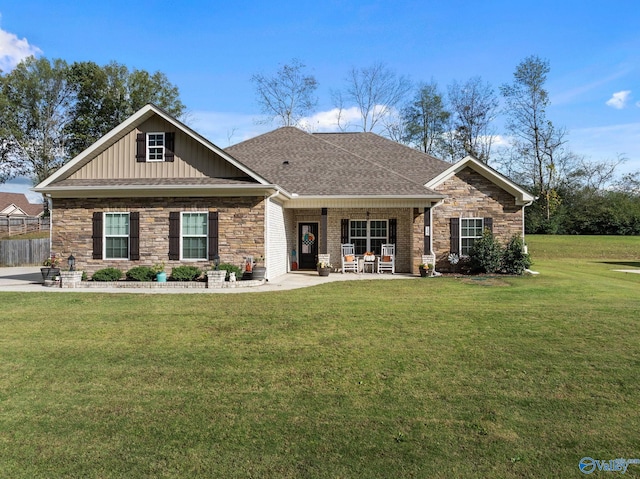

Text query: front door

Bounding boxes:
[298,223,318,270]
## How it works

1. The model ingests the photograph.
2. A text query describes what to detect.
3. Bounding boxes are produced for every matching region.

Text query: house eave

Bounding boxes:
[283,194,446,209]
[33,184,291,199]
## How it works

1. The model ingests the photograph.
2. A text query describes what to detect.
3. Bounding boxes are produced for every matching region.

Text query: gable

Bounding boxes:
[65,116,251,182]
[34,104,276,197]
[425,156,535,206]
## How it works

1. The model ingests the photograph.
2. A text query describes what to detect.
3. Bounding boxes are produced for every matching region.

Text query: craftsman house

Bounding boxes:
[34,104,534,279]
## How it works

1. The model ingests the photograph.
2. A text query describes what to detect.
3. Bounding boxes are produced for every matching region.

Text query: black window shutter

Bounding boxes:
[136,132,146,162]
[164,132,175,162]
[92,212,103,259]
[450,217,460,254]
[341,219,349,244]
[168,212,180,260]
[389,218,397,244]
[208,212,219,260]
[130,212,140,260]
[484,217,493,233]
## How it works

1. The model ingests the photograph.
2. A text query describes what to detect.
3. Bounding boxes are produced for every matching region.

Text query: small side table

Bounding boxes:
[362,255,376,273]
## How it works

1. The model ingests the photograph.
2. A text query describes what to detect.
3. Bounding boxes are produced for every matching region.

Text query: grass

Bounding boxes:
[1,235,639,478]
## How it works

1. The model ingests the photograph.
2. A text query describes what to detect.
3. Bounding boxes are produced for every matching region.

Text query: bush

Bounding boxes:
[170,265,202,281]
[216,263,243,280]
[92,267,123,281]
[469,228,503,274]
[126,266,155,282]
[502,234,532,275]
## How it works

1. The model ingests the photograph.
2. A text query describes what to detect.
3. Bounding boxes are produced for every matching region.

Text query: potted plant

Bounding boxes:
[252,256,267,281]
[317,261,332,276]
[152,263,166,283]
[418,263,428,277]
[41,254,61,281]
[427,263,435,277]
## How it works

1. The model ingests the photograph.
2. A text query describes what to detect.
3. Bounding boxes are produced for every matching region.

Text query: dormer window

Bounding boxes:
[136,132,175,163]
[147,133,164,161]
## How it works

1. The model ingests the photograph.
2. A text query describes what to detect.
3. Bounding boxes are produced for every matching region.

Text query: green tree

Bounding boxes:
[447,76,498,163]
[1,56,185,184]
[66,61,184,157]
[0,56,72,184]
[401,81,450,155]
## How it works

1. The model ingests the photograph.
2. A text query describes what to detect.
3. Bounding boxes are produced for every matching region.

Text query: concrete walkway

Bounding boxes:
[0,266,417,294]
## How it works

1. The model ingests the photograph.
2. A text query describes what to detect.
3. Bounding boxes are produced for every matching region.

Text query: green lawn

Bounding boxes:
[1,235,639,478]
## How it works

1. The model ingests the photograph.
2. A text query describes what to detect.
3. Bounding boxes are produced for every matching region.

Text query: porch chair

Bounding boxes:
[377,244,395,274]
[341,244,359,273]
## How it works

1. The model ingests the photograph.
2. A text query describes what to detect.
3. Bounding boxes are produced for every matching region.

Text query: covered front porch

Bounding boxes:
[283,202,438,274]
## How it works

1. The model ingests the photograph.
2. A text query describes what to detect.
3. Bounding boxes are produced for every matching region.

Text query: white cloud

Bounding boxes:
[0,20,42,72]
[605,90,632,109]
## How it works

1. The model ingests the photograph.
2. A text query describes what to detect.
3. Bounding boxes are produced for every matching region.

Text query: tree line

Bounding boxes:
[1,55,638,235]
[252,57,640,235]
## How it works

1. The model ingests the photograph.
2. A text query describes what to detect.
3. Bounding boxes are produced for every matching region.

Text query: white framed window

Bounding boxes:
[104,212,129,259]
[460,218,484,256]
[181,212,208,260]
[147,132,165,162]
[349,220,388,255]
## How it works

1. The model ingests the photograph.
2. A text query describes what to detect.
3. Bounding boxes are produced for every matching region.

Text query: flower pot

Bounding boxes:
[156,272,167,283]
[317,267,331,277]
[419,267,427,277]
[41,267,61,281]
[252,266,266,281]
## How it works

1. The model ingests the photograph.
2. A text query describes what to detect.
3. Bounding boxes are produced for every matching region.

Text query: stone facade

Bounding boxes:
[52,196,266,277]
[430,167,524,271]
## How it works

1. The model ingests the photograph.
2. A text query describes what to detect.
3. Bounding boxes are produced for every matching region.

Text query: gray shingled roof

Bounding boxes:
[226,127,450,197]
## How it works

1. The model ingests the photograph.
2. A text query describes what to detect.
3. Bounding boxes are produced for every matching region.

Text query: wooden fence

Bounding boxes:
[0,238,50,266]
[0,217,49,238]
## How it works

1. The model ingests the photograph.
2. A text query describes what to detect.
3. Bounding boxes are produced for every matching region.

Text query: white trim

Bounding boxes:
[348,219,389,255]
[460,217,484,256]
[146,132,165,162]
[103,212,130,260]
[180,211,208,261]
[425,156,535,205]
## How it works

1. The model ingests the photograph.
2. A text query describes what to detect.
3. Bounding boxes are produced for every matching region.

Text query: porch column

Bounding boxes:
[321,208,328,254]
[424,207,432,255]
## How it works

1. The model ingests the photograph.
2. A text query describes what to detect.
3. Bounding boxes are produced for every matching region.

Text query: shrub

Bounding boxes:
[469,228,503,274]
[217,263,243,280]
[126,266,155,282]
[170,265,202,281]
[502,234,532,275]
[92,267,123,282]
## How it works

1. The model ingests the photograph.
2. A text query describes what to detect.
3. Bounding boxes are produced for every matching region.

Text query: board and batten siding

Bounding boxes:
[68,117,250,181]
[265,196,288,280]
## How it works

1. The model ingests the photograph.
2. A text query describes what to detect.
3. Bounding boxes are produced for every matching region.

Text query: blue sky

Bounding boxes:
[1,0,639,201]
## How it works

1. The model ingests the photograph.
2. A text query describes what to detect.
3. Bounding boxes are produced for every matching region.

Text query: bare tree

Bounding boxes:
[500,56,580,219]
[251,59,318,128]
[447,76,499,163]
[333,62,411,132]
